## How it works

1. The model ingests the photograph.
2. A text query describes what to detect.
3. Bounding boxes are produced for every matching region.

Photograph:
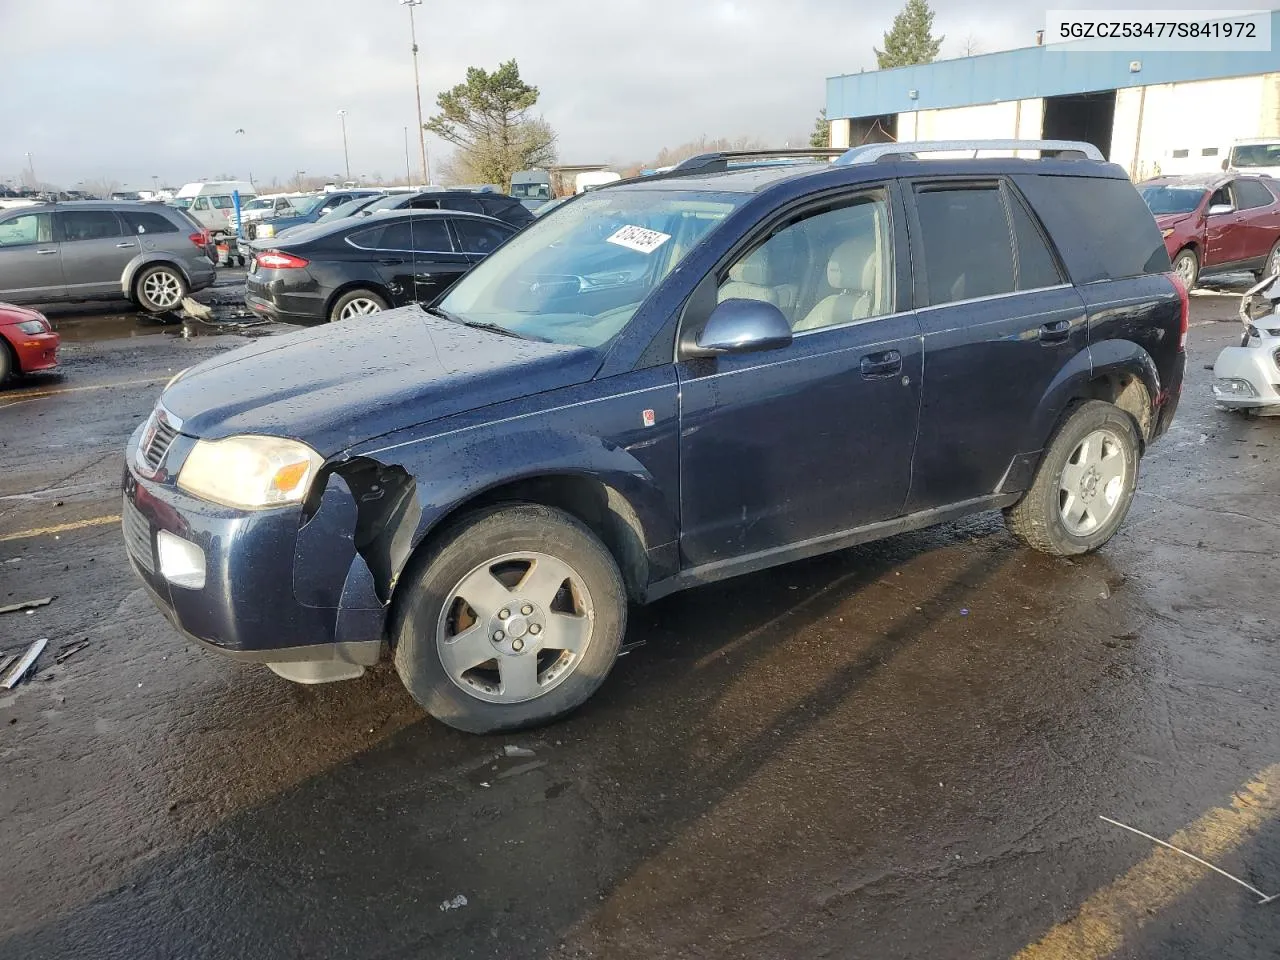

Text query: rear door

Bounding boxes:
[0,211,63,302]
[55,209,137,298]
[1229,178,1280,264]
[902,178,1086,513]
[369,218,470,303]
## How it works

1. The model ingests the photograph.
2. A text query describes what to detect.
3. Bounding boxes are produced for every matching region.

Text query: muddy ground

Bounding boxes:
[0,274,1277,959]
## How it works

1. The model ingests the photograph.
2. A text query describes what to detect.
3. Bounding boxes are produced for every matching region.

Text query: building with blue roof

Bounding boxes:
[825,10,1280,179]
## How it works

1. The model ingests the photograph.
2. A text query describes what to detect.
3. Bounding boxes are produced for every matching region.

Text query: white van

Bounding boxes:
[173,181,257,237]
[1223,139,1280,177]
[575,170,622,194]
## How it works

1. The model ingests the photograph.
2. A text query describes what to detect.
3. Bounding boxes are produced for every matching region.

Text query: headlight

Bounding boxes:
[1161,228,1175,239]
[257,223,275,238]
[16,318,50,334]
[177,435,322,509]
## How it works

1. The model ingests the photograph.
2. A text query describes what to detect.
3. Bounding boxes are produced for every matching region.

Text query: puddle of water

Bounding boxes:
[52,312,176,343]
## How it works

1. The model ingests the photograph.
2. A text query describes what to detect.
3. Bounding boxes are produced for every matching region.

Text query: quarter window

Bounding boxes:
[914,184,1015,305]
[1233,179,1274,210]
[0,213,52,247]
[122,211,179,235]
[192,197,209,211]
[57,210,124,241]
[1008,193,1064,290]
[718,190,893,333]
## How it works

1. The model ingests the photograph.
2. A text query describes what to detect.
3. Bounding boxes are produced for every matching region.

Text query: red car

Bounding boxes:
[1140,173,1280,288]
[0,302,60,385]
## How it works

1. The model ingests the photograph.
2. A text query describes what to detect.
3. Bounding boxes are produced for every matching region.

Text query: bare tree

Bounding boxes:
[959,34,982,57]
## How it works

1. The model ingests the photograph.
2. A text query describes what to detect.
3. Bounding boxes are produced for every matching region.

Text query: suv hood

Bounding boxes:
[161,306,602,456]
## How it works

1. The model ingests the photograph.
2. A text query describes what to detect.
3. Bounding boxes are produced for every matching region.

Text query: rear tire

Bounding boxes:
[328,288,388,323]
[1264,239,1280,279]
[133,264,188,313]
[1003,401,1141,557]
[1172,248,1199,289]
[393,504,626,734]
[0,340,14,386]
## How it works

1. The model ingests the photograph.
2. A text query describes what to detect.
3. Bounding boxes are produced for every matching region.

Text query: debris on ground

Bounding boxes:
[503,744,536,758]
[180,297,215,323]
[54,640,90,665]
[0,597,54,615]
[439,894,468,912]
[1,638,48,689]
[0,653,15,676]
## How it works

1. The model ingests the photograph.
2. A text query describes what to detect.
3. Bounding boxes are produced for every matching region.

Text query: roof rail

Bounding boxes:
[673,148,845,174]
[835,139,1105,165]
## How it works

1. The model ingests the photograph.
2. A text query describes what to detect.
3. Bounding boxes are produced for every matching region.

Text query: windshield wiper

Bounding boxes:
[427,306,545,341]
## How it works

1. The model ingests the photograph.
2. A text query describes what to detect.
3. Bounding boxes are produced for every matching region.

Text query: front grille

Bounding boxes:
[139,407,181,472]
[121,498,155,573]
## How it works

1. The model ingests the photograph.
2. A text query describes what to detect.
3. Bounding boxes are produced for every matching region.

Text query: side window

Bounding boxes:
[409,196,442,210]
[443,197,484,215]
[376,219,453,252]
[1008,192,1065,290]
[914,184,1014,305]
[1233,179,1274,210]
[57,210,124,242]
[718,190,893,333]
[453,218,513,255]
[1208,186,1231,209]
[209,196,234,209]
[192,197,209,211]
[122,211,179,235]
[318,196,347,215]
[0,213,52,247]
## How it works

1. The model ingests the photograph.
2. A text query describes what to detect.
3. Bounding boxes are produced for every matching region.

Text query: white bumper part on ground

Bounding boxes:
[1212,342,1280,413]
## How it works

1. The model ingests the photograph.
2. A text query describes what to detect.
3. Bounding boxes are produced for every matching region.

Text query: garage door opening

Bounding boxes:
[850,114,898,145]
[1041,91,1116,159]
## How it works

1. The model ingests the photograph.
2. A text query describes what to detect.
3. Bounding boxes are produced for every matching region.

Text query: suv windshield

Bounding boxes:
[1230,143,1280,168]
[318,195,383,222]
[1140,185,1207,215]
[285,195,326,217]
[439,188,745,347]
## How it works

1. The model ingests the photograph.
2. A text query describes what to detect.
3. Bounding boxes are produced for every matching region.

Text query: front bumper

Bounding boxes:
[1212,343,1280,412]
[122,423,385,676]
[7,330,59,373]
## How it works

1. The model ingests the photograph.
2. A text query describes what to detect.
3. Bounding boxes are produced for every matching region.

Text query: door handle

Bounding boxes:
[379,258,405,265]
[35,248,57,256]
[115,242,136,248]
[1039,319,1072,344]
[860,350,902,378]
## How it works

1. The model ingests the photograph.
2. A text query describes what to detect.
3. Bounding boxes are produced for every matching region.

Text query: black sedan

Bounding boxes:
[245,210,516,325]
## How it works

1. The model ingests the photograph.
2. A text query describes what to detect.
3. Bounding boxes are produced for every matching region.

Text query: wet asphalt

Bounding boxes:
[0,273,1277,959]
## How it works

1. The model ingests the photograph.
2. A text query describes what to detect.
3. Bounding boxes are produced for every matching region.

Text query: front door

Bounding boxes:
[372,217,471,304]
[1204,183,1245,266]
[902,178,1089,512]
[677,186,922,567]
[55,209,137,298]
[0,211,63,302]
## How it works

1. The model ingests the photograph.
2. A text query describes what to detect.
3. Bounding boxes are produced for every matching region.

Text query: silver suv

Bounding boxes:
[0,201,217,313]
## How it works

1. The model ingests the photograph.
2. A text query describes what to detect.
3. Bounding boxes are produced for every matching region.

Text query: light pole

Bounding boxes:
[337,110,351,182]
[151,175,160,193]
[400,0,431,185]
[24,152,36,187]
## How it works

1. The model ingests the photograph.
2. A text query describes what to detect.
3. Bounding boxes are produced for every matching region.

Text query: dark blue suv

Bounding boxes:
[122,141,1187,734]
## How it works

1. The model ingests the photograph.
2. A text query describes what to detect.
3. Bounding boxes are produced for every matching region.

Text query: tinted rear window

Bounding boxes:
[122,210,179,234]
[914,184,1015,305]
[1013,174,1170,283]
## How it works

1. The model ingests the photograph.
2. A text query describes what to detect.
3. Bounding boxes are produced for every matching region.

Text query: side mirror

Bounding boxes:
[1221,158,1230,171]
[686,298,793,358]
[1208,203,1234,216]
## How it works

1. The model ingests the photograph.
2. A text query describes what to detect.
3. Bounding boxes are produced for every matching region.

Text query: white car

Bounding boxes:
[1213,273,1280,414]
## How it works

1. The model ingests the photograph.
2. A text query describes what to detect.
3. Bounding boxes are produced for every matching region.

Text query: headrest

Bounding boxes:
[729,246,773,286]
[827,238,876,291]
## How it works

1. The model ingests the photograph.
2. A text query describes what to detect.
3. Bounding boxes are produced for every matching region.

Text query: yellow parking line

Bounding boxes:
[1013,764,1280,960]
[0,376,167,407]
[0,515,121,543]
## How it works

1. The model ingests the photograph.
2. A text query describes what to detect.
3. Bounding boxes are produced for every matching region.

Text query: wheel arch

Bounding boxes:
[122,255,193,299]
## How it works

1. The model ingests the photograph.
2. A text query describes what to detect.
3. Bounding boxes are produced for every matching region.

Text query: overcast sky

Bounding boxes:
[0,0,1243,188]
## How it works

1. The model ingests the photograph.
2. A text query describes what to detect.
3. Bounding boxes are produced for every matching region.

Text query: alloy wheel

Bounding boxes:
[1058,429,1127,536]
[143,271,182,309]
[337,297,383,320]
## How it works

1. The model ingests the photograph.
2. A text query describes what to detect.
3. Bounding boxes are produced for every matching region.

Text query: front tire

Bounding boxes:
[1004,400,1141,556]
[0,340,14,386]
[328,288,388,323]
[133,264,188,313]
[1172,248,1199,289]
[393,504,627,734]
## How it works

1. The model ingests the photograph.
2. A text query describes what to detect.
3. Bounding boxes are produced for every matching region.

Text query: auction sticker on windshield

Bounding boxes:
[607,225,671,254]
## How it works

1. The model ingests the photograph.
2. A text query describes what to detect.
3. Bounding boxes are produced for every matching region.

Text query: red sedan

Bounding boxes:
[1140,173,1280,288]
[0,302,60,385]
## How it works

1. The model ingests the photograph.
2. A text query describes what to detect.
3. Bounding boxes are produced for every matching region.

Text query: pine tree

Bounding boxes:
[874,0,944,69]
[809,108,829,148]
